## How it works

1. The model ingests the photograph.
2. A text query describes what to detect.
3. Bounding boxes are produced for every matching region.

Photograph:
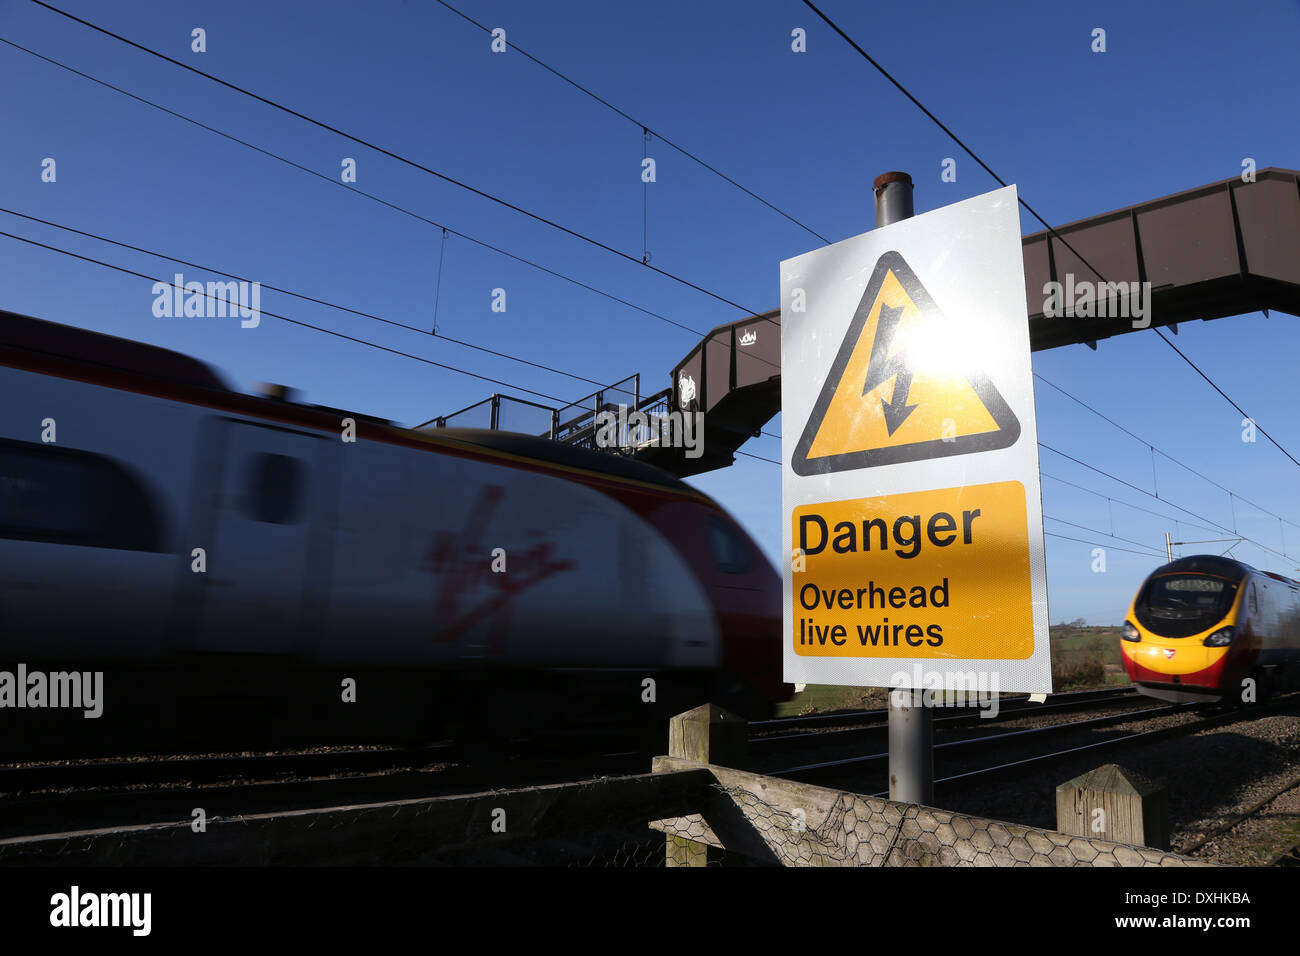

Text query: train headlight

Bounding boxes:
[1203,626,1235,647]
[1121,622,1140,642]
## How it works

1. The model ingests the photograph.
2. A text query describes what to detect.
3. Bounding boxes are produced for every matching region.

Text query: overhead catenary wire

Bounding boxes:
[1039,471,1222,538]
[430,0,831,244]
[800,0,1300,472]
[0,33,785,385]
[643,127,650,264]
[432,227,448,335]
[0,205,620,394]
[0,228,576,406]
[1041,514,1169,554]
[1146,328,1300,470]
[1034,372,1300,535]
[29,0,780,328]
[1042,531,1165,560]
[1037,444,1292,565]
[0,36,708,342]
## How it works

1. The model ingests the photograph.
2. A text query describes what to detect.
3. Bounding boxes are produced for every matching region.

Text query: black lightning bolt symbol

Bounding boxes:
[861,304,917,435]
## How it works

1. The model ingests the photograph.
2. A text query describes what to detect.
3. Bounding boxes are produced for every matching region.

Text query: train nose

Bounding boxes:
[712,558,791,714]
[648,500,791,716]
[1131,641,1222,676]
[1123,634,1230,692]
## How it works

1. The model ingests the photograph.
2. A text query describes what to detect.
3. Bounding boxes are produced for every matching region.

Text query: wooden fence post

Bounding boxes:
[664,703,747,866]
[1056,763,1168,850]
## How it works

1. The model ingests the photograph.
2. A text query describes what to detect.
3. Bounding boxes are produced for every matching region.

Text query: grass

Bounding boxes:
[778,624,1131,716]
[1051,624,1128,690]
[774,684,890,717]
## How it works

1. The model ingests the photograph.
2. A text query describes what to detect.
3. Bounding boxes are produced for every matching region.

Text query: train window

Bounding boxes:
[1135,573,1239,638]
[707,516,753,574]
[0,439,163,551]
[245,453,302,524]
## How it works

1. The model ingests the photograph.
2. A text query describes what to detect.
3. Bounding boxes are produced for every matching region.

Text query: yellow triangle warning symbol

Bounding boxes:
[792,251,1020,476]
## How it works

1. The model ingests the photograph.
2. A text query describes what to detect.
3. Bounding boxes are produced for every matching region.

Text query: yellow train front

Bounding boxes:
[1121,555,1300,704]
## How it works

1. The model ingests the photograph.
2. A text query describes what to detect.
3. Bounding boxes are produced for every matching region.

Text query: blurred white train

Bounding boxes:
[0,310,787,755]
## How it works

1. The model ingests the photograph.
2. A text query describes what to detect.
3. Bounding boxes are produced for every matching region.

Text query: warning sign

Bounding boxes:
[792,482,1033,660]
[780,185,1050,692]
[792,252,1020,475]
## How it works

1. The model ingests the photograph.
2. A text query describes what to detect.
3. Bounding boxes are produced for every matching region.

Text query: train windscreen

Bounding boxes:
[1135,574,1239,638]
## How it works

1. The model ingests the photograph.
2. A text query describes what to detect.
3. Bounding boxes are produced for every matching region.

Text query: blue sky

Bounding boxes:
[2,0,1298,624]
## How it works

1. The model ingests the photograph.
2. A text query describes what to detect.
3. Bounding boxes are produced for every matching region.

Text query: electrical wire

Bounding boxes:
[0,36,708,341]
[29,1,778,326]
[801,0,1300,470]
[0,205,617,392]
[0,228,575,405]
[0,33,784,387]
[1034,372,1300,534]
[431,0,830,244]
[1042,531,1165,559]
[1038,444,1291,565]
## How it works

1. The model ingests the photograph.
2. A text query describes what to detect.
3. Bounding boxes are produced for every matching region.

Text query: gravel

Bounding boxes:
[937,699,1300,865]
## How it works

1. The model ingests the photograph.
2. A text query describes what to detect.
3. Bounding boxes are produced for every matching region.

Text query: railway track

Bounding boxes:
[776,691,1300,798]
[0,741,647,844]
[1178,771,1300,860]
[0,742,457,797]
[752,686,1139,738]
[768,703,1181,777]
[747,687,1167,771]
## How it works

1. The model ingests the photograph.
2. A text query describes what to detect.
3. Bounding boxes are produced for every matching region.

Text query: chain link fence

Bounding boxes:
[648,777,1213,867]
